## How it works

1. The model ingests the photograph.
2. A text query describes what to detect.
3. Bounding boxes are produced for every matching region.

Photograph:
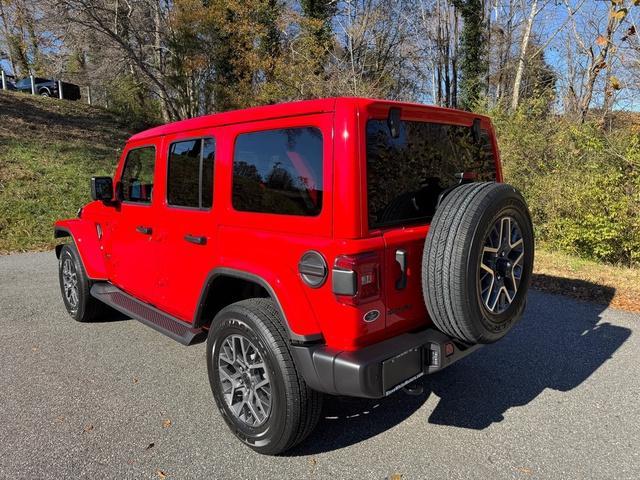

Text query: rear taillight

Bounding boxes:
[332,252,381,305]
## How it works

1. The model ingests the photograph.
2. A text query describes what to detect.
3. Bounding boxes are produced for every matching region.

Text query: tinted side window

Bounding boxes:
[366,120,496,229]
[168,140,200,207]
[232,128,323,216]
[167,138,215,209]
[121,147,156,203]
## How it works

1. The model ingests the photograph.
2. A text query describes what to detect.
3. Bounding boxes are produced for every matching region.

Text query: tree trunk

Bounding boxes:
[511,0,537,111]
[451,5,459,108]
[0,0,17,75]
[579,6,619,123]
[153,1,170,122]
[444,41,451,106]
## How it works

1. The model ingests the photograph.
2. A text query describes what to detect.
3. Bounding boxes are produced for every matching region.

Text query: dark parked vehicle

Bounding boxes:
[1,74,16,90]
[14,77,81,100]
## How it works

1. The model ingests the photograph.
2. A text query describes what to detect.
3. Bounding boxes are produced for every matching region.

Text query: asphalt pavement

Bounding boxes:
[0,251,638,479]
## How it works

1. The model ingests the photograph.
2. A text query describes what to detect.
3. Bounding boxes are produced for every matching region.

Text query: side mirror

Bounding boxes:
[91,176,114,202]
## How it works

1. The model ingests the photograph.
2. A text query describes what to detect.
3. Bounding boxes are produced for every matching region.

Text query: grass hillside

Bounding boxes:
[0,91,132,253]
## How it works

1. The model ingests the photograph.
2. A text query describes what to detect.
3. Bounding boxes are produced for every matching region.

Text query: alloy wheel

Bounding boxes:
[479,216,525,314]
[62,257,79,310]
[217,334,272,427]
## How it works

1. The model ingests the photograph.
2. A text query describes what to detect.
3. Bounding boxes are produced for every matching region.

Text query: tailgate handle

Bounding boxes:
[395,249,407,290]
[184,234,207,245]
[136,225,152,235]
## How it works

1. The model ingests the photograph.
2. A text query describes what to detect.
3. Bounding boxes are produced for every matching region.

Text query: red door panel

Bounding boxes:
[107,143,161,304]
[153,131,218,322]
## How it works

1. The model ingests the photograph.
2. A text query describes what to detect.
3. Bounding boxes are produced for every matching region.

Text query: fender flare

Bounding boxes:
[54,221,107,280]
[194,267,323,344]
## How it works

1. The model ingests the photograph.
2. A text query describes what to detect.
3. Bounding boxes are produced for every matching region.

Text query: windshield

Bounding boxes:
[366,119,496,229]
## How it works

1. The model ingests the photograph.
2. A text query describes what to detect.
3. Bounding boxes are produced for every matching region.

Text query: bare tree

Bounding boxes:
[564,0,634,122]
[511,0,538,110]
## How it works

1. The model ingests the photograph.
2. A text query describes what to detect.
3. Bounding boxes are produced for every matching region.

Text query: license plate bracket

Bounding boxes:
[381,347,422,394]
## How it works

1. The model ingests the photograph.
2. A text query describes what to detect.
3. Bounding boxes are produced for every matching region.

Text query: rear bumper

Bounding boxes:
[291,328,481,398]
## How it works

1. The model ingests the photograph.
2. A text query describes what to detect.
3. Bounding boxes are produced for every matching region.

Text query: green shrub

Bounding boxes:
[487,100,640,266]
[104,75,162,130]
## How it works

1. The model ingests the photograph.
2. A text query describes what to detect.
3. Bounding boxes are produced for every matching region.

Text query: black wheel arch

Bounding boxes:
[194,267,323,345]
[54,226,72,258]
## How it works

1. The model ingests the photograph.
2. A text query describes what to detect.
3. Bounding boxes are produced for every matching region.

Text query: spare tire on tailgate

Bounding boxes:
[422,182,534,344]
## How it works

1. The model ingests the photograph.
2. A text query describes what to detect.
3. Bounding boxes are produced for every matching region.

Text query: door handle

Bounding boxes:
[136,225,153,235]
[395,249,407,290]
[184,234,207,245]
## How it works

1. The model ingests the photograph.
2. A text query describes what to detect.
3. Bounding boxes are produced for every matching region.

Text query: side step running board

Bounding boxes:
[90,283,206,346]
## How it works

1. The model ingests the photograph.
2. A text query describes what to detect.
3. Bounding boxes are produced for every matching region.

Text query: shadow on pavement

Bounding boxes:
[291,282,631,455]
[93,307,130,323]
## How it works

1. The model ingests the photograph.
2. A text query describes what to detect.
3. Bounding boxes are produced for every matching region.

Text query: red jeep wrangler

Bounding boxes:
[55,97,533,454]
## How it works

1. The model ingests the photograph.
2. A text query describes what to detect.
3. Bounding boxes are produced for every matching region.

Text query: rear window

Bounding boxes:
[232,127,323,216]
[366,119,496,229]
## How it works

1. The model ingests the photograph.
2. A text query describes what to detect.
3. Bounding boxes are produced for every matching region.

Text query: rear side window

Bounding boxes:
[120,146,156,203]
[167,138,215,209]
[232,127,323,216]
[366,119,496,229]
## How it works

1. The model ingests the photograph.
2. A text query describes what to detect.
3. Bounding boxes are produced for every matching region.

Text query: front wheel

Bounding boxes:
[58,243,108,322]
[206,298,322,455]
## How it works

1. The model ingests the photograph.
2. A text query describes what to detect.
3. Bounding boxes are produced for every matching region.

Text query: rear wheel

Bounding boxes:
[206,298,323,455]
[422,182,534,344]
[58,243,109,322]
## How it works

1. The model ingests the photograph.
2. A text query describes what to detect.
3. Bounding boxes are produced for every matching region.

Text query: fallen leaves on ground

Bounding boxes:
[145,442,155,450]
[155,469,167,479]
[162,419,172,429]
[83,424,94,433]
[533,250,640,313]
